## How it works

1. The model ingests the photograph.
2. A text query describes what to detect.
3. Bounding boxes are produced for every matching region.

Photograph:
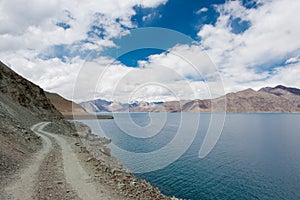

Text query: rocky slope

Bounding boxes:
[0,61,75,181]
[80,86,300,113]
[0,62,61,118]
[80,99,113,112]
[0,61,175,199]
[0,95,41,178]
[259,85,300,108]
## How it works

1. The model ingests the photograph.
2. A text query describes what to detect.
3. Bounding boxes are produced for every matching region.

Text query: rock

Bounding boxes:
[78,131,88,138]
[99,146,111,156]
[86,157,96,162]
[102,137,112,144]
[117,183,125,189]
[72,132,79,137]
[74,142,80,146]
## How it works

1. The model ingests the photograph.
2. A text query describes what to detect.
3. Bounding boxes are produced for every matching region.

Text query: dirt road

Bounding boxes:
[1,122,122,200]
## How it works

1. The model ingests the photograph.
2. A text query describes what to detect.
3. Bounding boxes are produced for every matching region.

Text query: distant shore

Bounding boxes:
[63,114,114,120]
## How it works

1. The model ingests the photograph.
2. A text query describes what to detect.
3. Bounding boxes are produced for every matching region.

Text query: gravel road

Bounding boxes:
[1,122,123,200]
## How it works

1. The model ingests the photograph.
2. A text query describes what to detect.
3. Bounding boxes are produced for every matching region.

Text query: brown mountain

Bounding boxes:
[259,85,300,108]
[45,92,89,116]
[80,86,300,113]
[46,92,113,119]
[152,87,300,112]
[222,88,300,112]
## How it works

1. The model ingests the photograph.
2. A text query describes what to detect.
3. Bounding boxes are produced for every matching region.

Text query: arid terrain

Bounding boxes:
[80,85,300,113]
[0,61,176,199]
[46,92,113,120]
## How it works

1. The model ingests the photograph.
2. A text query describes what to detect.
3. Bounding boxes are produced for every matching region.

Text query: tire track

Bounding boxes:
[2,123,52,200]
[37,122,116,200]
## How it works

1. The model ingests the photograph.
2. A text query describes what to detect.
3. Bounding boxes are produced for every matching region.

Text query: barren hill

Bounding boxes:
[0,61,74,182]
[80,86,300,113]
[45,92,88,116]
[259,85,300,108]
[46,92,113,119]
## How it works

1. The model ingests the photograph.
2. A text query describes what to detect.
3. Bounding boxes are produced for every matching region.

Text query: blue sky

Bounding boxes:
[82,0,254,67]
[40,0,258,66]
[0,0,300,102]
[116,0,226,66]
[132,0,225,38]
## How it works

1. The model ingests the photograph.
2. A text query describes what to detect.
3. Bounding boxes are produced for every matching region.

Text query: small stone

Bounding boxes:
[74,142,81,146]
[86,157,94,162]
[72,132,79,137]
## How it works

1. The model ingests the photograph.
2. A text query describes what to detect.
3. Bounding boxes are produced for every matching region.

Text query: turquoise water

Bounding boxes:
[79,113,300,200]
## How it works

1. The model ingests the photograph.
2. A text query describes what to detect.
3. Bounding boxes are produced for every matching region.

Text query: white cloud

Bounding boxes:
[0,0,169,53]
[70,44,225,103]
[1,50,83,98]
[143,13,155,21]
[72,57,197,102]
[138,0,168,8]
[267,62,300,88]
[196,7,208,14]
[285,55,300,65]
[223,61,300,92]
[140,44,219,82]
[197,0,300,92]
[1,0,299,103]
[0,0,168,101]
[0,0,61,35]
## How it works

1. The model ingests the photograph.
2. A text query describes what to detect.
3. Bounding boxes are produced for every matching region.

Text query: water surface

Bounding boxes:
[79,113,300,200]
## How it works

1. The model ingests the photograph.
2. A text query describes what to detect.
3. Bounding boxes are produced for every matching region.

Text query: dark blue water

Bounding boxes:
[79,113,300,200]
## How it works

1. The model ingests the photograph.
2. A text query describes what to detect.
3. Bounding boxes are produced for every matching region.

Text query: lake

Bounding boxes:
[79,113,300,200]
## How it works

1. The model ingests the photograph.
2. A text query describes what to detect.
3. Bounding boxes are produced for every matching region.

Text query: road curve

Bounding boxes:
[3,122,120,200]
[35,122,115,200]
[3,123,53,200]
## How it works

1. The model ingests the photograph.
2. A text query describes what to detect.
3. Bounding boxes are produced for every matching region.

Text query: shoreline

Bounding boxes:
[63,114,114,120]
[62,121,179,199]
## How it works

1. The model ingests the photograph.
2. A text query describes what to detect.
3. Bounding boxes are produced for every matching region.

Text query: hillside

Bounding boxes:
[0,61,75,181]
[45,92,89,115]
[0,62,61,118]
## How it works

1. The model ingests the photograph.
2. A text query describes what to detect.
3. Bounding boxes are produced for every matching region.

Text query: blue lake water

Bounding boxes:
[79,113,300,200]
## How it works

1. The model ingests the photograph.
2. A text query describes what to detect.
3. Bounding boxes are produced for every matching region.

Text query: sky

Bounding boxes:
[0,0,300,103]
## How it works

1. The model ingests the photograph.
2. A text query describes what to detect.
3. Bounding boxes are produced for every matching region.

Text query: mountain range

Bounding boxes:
[80,86,300,113]
[45,92,113,119]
